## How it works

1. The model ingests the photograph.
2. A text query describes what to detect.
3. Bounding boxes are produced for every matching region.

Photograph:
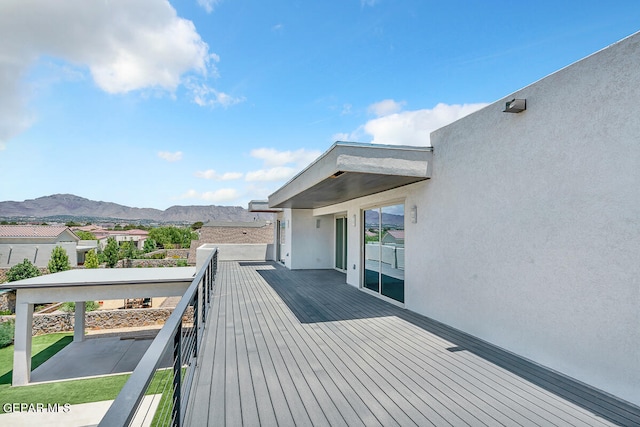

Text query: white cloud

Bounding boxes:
[197,0,223,13]
[186,80,245,108]
[361,0,380,6]
[179,188,239,203]
[332,132,353,142]
[195,169,243,180]
[249,148,322,168]
[363,102,488,146]
[0,0,224,148]
[244,147,322,183]
[368,99,404,117]
[158,151,183,162]
[245,167,297,182]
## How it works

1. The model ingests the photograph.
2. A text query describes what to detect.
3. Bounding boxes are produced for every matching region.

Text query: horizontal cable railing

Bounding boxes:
[99,247,218,427]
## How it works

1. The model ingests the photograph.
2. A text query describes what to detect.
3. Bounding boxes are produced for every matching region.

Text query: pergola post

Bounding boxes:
[74,301,86,343]
[13,297,34,386]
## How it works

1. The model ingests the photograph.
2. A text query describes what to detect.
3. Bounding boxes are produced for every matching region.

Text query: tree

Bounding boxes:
[84,249,99,269]
[75,230,97,240]
[6,259,41,282]
[103,237,119,268]
[48,246,71,273]
[148,226,197,248]
[191,221,204,230]
[143,238,157,253]
[119,241,138,260]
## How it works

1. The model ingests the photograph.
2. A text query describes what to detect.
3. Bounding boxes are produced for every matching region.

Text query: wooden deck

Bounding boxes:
[185,261,640,426]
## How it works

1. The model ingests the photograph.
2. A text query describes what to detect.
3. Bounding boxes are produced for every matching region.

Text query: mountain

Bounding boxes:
[0,194,271,223]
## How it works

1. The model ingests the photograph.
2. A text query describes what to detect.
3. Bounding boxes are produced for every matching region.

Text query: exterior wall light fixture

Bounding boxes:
[503,98,526,113]
[410,205,417,223]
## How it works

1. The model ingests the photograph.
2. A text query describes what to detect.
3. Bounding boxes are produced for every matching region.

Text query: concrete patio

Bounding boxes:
[30,328,171,383]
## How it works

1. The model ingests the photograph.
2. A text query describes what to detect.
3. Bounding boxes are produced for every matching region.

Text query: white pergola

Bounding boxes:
[3,267,196,386]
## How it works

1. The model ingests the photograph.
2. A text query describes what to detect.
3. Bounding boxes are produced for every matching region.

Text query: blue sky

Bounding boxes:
[1,1,639,210]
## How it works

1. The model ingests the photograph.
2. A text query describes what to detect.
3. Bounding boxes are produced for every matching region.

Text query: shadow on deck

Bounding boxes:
[187,261,640,427]
[251,262,640,427]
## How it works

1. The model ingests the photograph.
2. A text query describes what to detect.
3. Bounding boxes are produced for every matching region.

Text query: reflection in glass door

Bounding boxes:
[363,204,404,303]
[335,217,347,271]
[363,208,381,293]
[277,220,286,263]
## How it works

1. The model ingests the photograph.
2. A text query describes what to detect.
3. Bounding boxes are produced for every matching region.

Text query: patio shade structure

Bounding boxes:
[1,267,196,386]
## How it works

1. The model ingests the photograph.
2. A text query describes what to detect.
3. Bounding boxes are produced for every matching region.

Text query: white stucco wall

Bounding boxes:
[412,33,640,405]
[307,33,640,406]
[288,209,333,270]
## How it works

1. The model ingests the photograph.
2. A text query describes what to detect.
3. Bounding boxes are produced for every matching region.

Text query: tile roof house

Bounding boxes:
[0,225,81,268]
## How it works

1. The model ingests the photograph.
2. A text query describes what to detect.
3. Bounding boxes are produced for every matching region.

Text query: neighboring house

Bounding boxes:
[254,31,640,407]
[73,226,149,250]
[381,229,404,245]
[188,220,274,262]
[0,225,80,268]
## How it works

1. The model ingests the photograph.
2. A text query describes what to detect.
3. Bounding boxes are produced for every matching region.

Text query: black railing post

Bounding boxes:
[172,323,182,427]
[194,289,199,360]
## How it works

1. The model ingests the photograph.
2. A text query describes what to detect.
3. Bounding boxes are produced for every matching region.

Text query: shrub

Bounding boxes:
[103,237,119,268]
[60,301,100,312]
[84,249,99,269]
[149,251,167,260]
[0,320,15,348]
[176,260,188,267]
[48,246,71,273]
[7,259,41,282]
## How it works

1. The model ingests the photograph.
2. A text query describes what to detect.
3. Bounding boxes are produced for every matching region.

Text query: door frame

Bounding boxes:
[334,214,347,272]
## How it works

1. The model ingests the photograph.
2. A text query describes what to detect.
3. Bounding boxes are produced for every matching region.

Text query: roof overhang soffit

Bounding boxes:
[268,142,433,209]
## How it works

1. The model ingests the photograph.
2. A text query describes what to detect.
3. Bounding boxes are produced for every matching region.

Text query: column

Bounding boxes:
[13,296,34,386]
[74,301,86,343]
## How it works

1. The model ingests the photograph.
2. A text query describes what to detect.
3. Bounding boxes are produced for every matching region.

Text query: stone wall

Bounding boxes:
[164,249,190,259]
[0,307,196,336]
[116,259,188,268]
[0,291,15,313]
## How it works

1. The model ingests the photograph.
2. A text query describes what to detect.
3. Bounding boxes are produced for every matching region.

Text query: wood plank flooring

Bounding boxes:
[185,261,640,427]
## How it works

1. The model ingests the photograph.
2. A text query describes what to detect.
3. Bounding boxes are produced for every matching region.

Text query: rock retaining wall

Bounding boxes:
[116,259,187,268]
[0,307,195,336]
[0,291,15,313]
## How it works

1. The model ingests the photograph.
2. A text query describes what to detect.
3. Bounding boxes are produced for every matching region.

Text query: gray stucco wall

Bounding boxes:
[0,242,78,268]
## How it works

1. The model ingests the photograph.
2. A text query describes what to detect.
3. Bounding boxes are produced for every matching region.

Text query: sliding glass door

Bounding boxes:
[335,216,347,271]
[363,204,405,303]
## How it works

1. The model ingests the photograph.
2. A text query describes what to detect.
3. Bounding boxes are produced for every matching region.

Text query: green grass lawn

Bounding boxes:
[0,333,173,416]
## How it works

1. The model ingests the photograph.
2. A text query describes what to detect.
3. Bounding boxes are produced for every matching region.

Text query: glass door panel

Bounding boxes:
[335,217,347,270]
[278,220,286,263]
[362,204,404,303]
[380,205,405,303]
[363,208,381,293]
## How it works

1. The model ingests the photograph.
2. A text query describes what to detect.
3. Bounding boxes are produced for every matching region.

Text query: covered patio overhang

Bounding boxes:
[2,267,196,386]
[268,141,433,209]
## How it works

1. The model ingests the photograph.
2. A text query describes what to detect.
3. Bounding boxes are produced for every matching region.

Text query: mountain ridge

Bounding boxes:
[0,194,270,223]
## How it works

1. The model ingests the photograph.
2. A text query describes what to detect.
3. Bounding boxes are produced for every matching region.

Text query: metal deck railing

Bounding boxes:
[99,248,218,427]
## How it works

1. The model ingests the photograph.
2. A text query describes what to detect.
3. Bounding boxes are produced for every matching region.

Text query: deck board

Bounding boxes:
[185,262,640,427]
